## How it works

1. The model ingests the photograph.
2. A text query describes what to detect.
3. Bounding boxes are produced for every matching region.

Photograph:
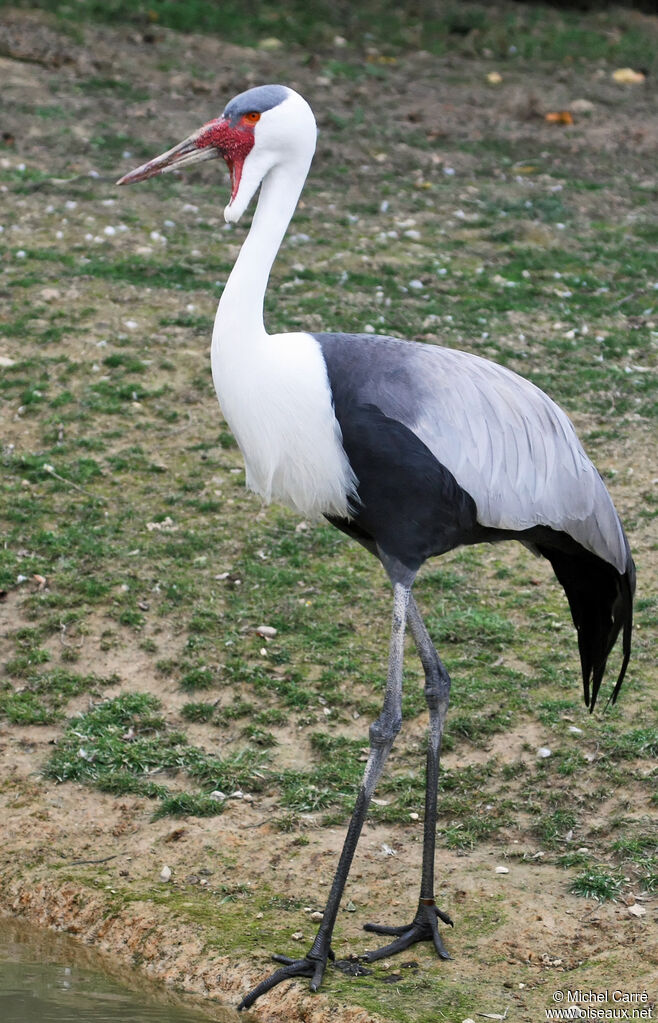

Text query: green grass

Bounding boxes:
[181,701,216,723]
[0,669,118,725]
[569,867,625,903]
[12,0,658,72]
[43,693,267,813]
[534,809,578,849]
[152,792,226,819]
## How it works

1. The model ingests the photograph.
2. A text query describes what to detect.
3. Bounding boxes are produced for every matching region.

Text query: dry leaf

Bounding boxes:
[628,903,646,917]
[612,67,645,84]
[545,111,574,125]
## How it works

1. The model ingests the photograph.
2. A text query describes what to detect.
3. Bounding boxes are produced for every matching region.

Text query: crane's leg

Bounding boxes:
[237,579,411,1010]
[363,594,453,962]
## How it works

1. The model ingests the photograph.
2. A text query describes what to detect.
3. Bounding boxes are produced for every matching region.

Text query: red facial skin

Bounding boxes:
[196,114,258,202]
[116,112,260,192]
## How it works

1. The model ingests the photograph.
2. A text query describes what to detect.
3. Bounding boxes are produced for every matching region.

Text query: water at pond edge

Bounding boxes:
[0,916,236,1022]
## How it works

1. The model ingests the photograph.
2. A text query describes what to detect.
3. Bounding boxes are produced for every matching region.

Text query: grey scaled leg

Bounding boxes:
[237,579,411,1010]
[363,594,453,962]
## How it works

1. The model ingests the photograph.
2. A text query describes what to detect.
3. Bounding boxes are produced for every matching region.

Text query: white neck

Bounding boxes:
[209,111,358,521]
[215,159,309,342]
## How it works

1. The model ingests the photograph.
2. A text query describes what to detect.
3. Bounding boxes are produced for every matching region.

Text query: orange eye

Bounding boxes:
[243,111,260,125]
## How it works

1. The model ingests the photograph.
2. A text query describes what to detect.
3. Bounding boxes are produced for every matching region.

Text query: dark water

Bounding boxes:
[0,918,234,1023]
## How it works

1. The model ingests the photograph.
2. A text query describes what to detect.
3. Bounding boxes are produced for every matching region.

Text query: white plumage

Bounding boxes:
[211,328,358,517]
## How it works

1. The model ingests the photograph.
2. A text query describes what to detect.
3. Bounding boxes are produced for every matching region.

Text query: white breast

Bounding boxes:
[211,328,358,518]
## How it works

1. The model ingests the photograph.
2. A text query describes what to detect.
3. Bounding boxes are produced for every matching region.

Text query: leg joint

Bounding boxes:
[424,674,450,705]
[369,712,402,748]
[424,653,451,697]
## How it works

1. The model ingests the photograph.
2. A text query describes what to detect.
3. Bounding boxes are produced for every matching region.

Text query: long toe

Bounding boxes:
[428,914,452,961]
[363,922,409,937]
[238,955,325,1011]
[361,902,453,964]
[363,927,418,962]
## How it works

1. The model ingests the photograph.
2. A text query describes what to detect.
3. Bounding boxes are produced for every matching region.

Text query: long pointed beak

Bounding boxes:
[116,127,220,186]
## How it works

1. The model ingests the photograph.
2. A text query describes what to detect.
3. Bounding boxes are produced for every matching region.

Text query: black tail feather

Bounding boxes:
[536,542,635,712]
[607,591,634,709]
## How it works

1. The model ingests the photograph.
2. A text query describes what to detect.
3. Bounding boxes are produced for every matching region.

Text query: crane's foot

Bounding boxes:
[237,947,335,1011]
[362,899,453,963]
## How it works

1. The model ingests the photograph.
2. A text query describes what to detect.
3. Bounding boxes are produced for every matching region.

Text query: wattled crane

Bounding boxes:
[118,84,634,1010]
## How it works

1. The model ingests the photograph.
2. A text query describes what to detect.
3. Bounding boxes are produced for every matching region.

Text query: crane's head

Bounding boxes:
[117,85,316,223]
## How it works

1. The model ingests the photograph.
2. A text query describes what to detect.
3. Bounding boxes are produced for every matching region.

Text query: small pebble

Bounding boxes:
[160,866,172,882]
[537,746,552,758]
[495,866,509,874]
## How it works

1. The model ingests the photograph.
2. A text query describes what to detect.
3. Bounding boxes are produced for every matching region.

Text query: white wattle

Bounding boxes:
[210,90,358,520]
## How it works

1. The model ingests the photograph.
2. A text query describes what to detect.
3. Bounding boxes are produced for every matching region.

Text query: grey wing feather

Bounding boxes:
[324,334,628,574]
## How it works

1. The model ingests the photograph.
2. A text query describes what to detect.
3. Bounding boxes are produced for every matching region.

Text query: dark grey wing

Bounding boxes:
[316,333,629,574]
